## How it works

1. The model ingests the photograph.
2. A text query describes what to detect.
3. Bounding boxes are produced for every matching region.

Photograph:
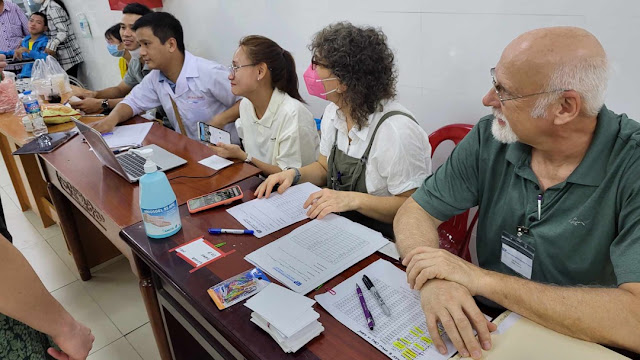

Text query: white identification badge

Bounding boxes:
[500,231,535,279]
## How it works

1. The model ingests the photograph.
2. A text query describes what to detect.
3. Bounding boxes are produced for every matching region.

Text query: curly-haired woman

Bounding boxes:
[256,22,432,238]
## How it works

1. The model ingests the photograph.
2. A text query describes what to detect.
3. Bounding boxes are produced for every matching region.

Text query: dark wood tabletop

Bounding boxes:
[120,176,407,360]
[40,117,261,228]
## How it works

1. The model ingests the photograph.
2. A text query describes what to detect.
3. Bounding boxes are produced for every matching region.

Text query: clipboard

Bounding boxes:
[12,131,77,155]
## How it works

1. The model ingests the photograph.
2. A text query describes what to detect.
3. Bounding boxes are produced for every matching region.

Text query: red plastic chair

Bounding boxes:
[429,124,477,261]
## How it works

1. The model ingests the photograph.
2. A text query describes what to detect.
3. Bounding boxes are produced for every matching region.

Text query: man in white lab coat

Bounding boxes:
[94,11,240,140]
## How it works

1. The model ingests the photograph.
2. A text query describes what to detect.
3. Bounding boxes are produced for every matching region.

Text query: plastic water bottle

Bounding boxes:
[21,90,48,137]
[138,149,182,238]
[21,90,40,119]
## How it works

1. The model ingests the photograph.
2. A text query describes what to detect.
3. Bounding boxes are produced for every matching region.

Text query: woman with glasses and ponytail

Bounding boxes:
[255,22,432,239]
[215,35,319,176]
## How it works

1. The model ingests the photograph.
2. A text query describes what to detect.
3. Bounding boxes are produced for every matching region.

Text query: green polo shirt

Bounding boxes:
[412,106,640,287]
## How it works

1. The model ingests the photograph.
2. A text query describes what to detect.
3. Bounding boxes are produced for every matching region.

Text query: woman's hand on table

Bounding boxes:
[254,169,297,198]
[303,189,357,219]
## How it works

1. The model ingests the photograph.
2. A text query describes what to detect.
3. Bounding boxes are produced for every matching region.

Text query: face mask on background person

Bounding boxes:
[303,64,337,100]
[106,44,125,58]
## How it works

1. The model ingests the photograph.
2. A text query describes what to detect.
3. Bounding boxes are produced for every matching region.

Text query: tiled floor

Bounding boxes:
[0,159,161,360]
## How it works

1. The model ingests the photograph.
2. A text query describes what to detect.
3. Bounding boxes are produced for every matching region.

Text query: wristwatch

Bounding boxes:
[285,167,301,185]
[101,99,109,112]
[244,153,253,163]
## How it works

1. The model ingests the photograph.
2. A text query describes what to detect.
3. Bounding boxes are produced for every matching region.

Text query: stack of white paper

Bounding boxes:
[245,283,324,353]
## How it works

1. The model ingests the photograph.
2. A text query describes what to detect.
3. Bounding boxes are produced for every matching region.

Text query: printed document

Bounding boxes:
[315,259,458,360]
[227,182,321,238]
[245,214,389,294]
[103,122,153,149]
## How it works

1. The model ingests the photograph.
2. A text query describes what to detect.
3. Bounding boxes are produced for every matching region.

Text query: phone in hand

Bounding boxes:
[198,122,231,145]
[187,185,243,214]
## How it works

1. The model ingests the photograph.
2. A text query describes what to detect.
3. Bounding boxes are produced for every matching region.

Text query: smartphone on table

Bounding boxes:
[198,122,231,145]
[187,185,243,214]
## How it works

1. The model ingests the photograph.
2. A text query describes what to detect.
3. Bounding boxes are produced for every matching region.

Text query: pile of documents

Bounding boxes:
[245,283,324,353]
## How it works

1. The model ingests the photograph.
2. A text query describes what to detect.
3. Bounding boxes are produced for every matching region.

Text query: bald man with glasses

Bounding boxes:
[395,27,640,359]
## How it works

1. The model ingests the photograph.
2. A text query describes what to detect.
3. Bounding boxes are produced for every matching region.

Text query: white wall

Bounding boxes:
[62,0,640,137]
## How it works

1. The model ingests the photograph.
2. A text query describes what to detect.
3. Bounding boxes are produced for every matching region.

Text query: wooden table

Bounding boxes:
[121,176,407,360]
[0,108,106,227]
[38,118,261,360]
[121,176,640,360]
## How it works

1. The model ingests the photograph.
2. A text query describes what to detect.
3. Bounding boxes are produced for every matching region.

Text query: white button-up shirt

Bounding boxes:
[122,51,240,140]
[319,100,432,196]
[236,88,319,169]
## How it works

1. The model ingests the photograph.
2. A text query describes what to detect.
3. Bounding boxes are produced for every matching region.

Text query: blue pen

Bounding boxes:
[102,132,113,136]
[208,228,254,235]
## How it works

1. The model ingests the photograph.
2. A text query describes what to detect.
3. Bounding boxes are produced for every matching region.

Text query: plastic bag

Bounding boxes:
[31,58,50,97]
[0,72,19,114]
[45,56,71,94]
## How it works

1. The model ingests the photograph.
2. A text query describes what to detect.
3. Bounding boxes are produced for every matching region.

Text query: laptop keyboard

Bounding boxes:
[117,151,160,179]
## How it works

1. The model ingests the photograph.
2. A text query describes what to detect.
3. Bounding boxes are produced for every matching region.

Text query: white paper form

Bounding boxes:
[198,155,233,170]
[227,182,321,238]
[103,122,153,148]
[245,214,390,294]
[315,259,457,360]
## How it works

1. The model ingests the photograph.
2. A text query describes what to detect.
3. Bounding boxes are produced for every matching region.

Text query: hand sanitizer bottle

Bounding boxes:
[138,149,182,238]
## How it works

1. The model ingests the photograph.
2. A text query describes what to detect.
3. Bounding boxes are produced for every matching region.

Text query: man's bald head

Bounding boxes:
[498,27,609,117]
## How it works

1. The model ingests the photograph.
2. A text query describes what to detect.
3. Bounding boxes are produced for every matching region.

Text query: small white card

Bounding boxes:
[501,243,533,279]
[198,155,233,170]
[174,237,221,267]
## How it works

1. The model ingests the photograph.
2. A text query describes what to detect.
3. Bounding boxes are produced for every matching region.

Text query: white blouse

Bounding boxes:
[319,100,432,196]
[236,88,319,169]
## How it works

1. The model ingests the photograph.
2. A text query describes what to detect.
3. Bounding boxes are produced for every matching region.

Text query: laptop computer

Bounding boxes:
[73,118,187,183]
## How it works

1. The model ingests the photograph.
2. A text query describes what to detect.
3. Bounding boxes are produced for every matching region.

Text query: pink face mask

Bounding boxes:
[303,64,337,100]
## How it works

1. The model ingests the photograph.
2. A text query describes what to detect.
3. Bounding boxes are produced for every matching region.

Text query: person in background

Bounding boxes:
[34,0,83,78]
[215,35,319,175]
[0,56,94,360]
[93,12,241,141]
[0,0,29,72]
[105,23,130,79]
[0,12,49,78]
[395,27,640,358]
[70,2,152,114]
[255,22,432,239]
[0,0,28,52]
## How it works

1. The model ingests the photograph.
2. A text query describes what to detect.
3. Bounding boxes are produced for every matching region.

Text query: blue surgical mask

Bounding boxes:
[107,44,125,58]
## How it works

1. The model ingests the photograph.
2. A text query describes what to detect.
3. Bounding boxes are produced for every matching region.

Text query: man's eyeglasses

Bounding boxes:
[228,63,258,77]
[311,55,329,70]
[490,67,568,103]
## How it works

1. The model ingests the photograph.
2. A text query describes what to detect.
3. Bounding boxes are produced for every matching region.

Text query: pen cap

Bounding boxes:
[362,275,374,290]
[208,229,222,234]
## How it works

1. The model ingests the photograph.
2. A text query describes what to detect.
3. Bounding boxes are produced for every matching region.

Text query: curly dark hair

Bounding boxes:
[309,22,397,129]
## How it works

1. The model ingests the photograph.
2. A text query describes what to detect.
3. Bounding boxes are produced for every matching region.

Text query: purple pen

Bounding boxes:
[356,284,375,330]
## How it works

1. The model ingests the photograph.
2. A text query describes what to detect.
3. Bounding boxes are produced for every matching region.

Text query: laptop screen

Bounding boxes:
[72,118,130,179]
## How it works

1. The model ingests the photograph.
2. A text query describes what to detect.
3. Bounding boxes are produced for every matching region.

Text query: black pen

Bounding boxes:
[362,275,391,316]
